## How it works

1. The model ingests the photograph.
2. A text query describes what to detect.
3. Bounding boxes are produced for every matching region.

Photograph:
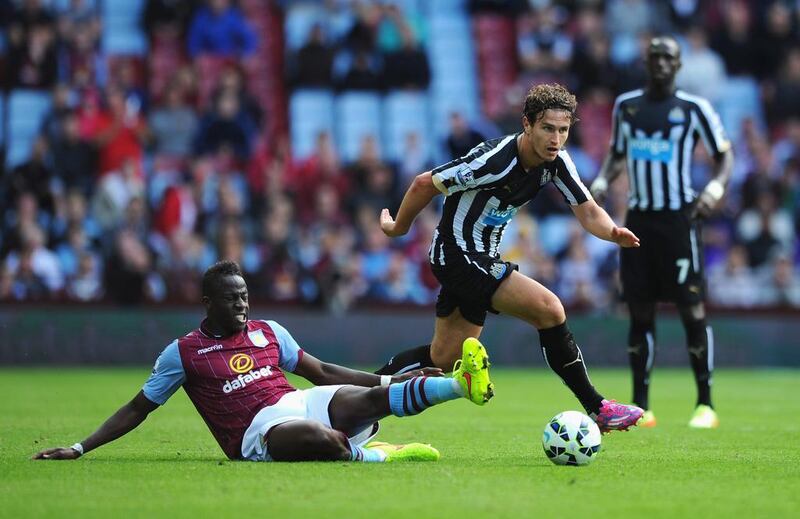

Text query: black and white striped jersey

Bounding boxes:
[429,133,591,266]
[610,89,731,212]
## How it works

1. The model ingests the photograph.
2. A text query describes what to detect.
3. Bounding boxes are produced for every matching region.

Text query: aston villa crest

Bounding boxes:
[248,329,268,347]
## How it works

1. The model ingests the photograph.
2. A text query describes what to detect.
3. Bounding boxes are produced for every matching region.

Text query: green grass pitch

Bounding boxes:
[2,368,798,518]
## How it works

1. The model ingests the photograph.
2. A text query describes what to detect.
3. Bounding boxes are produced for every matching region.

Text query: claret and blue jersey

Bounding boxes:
[142,319,303,459]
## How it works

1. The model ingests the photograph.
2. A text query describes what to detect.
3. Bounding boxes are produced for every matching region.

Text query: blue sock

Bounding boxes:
[388,377,463,417]
[349,441,386,463]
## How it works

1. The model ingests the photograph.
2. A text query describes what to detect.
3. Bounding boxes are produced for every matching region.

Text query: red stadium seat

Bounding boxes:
[472,14,518,120]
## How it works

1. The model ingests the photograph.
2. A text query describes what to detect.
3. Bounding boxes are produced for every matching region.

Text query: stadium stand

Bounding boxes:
[0,0,798,311]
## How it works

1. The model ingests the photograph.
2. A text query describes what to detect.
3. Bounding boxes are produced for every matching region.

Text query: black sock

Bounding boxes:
[539,322,604,414]
[628,318,656,410]
[375,345,433,375]
[682,317,713,408]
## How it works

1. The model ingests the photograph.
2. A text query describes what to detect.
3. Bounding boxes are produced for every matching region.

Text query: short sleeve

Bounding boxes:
[266,320,303,372]
[609,96,626,156]
[142,341,186,405]
[691,98,731,156]
[431,135,518,195]
[553,150,591,206]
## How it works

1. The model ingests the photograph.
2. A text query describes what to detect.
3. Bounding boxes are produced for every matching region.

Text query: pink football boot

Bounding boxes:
[591,399,644,433]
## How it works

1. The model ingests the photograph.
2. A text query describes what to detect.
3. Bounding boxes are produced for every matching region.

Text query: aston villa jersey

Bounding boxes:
[142,319,303,459]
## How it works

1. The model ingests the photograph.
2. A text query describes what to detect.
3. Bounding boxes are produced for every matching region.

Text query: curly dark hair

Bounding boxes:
[522,83,578,124]
[202,260,243,296]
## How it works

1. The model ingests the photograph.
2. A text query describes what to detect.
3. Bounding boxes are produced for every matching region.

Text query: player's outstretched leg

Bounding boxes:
[365,441,441,462]
[538,322,642,433]
[452,338,494,405]
[386,337,494,416]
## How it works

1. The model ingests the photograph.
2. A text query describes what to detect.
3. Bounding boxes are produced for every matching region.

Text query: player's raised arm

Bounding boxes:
[32,391,159,460]
[380,171,442,237]
[571,199,640,248]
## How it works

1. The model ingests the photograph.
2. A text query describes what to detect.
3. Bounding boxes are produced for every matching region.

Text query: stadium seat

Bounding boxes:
[472,14,517,119]
[289,89,335,159]
[103,30,148,56]
[424,0,465,13]
[284,3,327,50]
[425,10,480,146]
[5,90,52,168]
[101,0,147,55]
[52,0,97,12]
[538,215,575,257]
[335,92,383,162]
[718,77,764,144]
[0,93,4,147]
[383,91,430,162]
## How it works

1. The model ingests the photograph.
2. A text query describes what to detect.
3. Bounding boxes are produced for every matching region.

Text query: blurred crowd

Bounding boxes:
[1,0,800,311]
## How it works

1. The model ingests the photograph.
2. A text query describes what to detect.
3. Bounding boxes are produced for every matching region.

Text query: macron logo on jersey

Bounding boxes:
[197,344,223,355]
[629,138,674,162]
[222,366,273,394]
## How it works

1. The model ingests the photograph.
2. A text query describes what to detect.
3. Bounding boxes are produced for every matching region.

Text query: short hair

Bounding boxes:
[202,260,243,296]
[523,83,578,124]
[649,35,681,58]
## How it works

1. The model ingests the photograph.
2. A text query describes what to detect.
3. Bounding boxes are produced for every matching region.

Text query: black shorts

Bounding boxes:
[431,253,518,326]
[621,210,705,304]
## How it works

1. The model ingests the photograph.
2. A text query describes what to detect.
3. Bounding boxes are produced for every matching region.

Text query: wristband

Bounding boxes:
[590,176,608,195]
[704,179,725,202]
[70,442,84,456]
[380,375,392,387]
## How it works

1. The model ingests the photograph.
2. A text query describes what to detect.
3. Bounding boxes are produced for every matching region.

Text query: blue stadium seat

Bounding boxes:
[718,77,764,144]
[383,91,430,162]
[6,90,52,168]
[427,17,468,40]
[424,0,466,13]
[101,0,147,55]
[289,89,335,159]
[284,3,327,50]
[335,92,382,162]
[103,30,148,55]
[101,0,145,17]
[52,0,97,12]
[0,93,4,147]
[424,11,479,146]
[538,215,575,257]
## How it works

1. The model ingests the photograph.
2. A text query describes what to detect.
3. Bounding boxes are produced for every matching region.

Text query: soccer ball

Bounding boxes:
[542,411,602,466]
